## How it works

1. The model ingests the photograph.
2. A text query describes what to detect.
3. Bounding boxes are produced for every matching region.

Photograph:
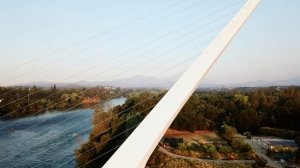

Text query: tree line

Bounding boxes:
[0,85,127,119]
[76,86,300,167]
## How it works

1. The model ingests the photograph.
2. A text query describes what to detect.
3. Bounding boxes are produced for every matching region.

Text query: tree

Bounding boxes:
[223,124,237,139]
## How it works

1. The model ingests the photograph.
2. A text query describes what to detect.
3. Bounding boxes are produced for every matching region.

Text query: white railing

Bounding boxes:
[103,0,261,167]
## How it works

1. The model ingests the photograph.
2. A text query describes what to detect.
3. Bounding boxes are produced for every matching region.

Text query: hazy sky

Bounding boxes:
[0,0,299,86]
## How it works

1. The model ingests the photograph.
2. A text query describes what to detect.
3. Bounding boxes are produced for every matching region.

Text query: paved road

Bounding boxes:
[244,139,283,168]
[158,146,256,164]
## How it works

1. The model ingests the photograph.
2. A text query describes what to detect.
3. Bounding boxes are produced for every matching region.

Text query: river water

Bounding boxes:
[0,97,126,168]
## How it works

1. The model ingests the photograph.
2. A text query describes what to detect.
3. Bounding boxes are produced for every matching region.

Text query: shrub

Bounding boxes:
[206,144,217,155]
[219,145,232,154]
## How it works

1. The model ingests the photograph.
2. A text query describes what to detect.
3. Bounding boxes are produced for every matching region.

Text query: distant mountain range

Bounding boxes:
[18,75,300,89]
[234,76,300,87]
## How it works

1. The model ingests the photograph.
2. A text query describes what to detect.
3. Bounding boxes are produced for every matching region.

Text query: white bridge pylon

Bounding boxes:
[104,0,261,167]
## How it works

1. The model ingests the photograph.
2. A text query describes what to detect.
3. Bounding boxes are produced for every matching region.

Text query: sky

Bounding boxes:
[0,0,299,86]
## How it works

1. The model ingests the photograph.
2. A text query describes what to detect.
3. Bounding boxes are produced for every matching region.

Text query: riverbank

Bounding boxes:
[0,97,126,168]
[0,86,127,119]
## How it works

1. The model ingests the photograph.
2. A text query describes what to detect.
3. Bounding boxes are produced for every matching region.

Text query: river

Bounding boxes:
[0,97,126,168]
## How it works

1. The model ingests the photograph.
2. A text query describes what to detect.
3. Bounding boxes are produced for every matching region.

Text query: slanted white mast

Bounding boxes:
[104,0,261,167]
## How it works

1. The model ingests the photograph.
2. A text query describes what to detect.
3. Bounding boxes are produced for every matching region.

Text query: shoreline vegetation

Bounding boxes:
[76,86,300,167]
[0,85,127,119]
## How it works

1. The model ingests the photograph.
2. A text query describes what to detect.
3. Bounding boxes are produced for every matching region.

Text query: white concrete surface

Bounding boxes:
[103,1,261,167]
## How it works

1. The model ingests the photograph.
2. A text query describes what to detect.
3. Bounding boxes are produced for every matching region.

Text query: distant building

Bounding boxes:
[261,139,298,153]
